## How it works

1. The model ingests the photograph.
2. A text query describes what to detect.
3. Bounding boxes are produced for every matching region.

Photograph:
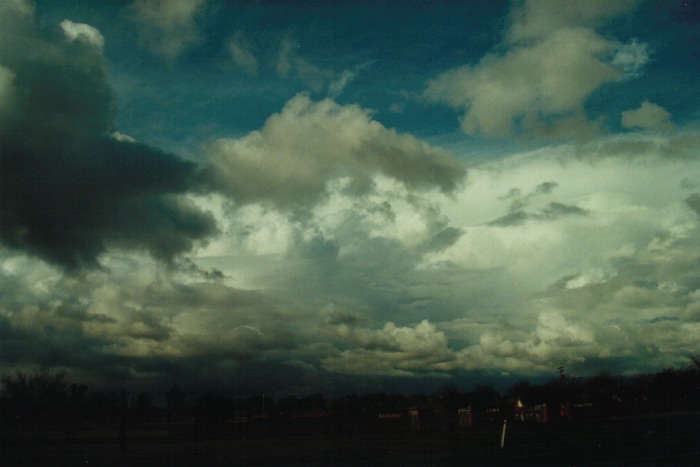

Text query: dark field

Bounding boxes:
[3,412,700,466]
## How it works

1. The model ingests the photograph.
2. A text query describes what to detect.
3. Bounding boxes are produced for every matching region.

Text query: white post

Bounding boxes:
[500,419,507,448]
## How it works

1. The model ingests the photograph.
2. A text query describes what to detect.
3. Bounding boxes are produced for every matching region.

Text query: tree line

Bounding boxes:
[2,357,699,428]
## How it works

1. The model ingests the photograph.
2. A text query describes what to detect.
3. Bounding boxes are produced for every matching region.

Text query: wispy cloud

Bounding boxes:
[128,0,206,61]
[227,34,258,74]
[327,61,375,100]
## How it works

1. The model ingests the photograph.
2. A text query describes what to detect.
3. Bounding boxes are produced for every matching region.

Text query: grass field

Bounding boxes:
[2,411,700,465]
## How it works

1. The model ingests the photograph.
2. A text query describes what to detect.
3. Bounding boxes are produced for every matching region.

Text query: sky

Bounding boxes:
[1,0,700,397]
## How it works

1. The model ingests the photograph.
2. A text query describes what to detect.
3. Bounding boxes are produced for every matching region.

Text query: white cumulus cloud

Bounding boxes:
[622,101,674,131]
[60,20,104,50]
[425,0,645,139]
[204,93,465,209]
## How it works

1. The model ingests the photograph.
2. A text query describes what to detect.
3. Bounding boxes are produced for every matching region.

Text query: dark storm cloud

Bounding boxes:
[0,5,215,269]
[489,202,588,227]
[0,308,109,370]
[504,180,559,211]
[685,193,700,216]
[541,202,588,219]
[535,181,559,194]
[488,210,530,227]
[417,226,463,254]
[0,262,307,393]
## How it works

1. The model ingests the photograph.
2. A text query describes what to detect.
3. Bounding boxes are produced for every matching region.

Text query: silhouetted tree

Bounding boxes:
[653,366,699,408]
[507,379,533,403]
[586,371,620,403]
[435,383,459,399]
[409,393,429,407]
[346,393,361,415]
[132,392,153,425]
[244,394,274,419]
[654,368,681,403]
[299,393,327,412]
[689,354,700,371]
[543,376,584,404]
[468,384,501,407]
[193,393,233,424]
[1,369,70,424]
[278,395,300,416]
[627,373,653,402]
[434,383,466,408]
[67,383,89,427]
[118,390,128,451]
[360,393,409,413]
[165,385,186,423]
[84,390,120,424]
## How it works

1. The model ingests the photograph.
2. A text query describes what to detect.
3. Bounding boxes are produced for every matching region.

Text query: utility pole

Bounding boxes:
[557,366,565,379]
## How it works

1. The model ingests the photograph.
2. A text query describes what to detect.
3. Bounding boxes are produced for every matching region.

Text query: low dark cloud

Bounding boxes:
[535,181,559,194]
[489,202,587,227]
[541,202,587,219]
[0,6,216,269]
[685,192,700,215]
[503,180,559,212]
[418,227,463,254]
[489,211,530,227]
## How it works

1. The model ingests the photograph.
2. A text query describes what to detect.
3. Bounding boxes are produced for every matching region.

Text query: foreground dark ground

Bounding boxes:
[2,411,700,466]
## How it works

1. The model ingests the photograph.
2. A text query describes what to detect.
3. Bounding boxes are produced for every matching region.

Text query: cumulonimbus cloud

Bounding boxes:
[0,1,216,269]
